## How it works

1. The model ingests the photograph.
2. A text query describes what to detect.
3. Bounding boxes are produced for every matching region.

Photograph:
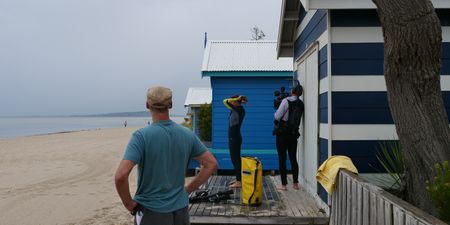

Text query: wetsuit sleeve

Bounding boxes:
[123,131,144,164]
[223,97,240,110]
[190,134,208,159]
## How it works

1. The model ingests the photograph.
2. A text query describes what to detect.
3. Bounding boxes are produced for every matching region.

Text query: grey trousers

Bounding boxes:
[134,206,190,225]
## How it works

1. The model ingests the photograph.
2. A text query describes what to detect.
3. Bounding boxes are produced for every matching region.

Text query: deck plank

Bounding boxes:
[331,180,338,225]
[287,176,306,217]
[270,176,296,217]
[206,175,220,216]
[263,176,279,216]
[189,178,207,216]
[222,176,233,217]
[214,176,227,216]
[260,176,270,217]
[202,176,218,216]
[188,175,329,225]
[193,176,214,216]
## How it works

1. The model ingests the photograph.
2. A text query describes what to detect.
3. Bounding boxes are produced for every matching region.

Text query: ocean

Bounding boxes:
[0,116,184,139]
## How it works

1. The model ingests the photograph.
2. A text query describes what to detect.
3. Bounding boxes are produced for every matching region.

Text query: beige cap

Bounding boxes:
[147,86,173,109]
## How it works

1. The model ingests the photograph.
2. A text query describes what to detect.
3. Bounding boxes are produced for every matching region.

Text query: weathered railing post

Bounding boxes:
[330,169,447,225]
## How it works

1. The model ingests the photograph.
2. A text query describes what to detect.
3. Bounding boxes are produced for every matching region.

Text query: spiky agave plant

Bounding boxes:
[375,140,406,196]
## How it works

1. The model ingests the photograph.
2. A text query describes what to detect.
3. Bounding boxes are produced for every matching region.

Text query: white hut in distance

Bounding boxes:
[184,87,212,137]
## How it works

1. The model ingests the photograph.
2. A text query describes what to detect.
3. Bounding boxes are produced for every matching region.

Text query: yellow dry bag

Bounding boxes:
[241,156,263,206]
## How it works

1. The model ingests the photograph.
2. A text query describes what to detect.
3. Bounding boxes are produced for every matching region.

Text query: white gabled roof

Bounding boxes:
[184,87,212,107]
[202,41,293,72]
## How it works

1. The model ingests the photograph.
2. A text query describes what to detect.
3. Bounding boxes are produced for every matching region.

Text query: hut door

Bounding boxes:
[296,46,319,194]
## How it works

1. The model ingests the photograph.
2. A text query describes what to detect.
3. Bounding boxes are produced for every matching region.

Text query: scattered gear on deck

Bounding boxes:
[189,189,234,203]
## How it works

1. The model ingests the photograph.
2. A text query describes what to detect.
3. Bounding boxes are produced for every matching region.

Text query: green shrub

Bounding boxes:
[198,104,212,141]
[375,140,406,197]
[426,161,450,223]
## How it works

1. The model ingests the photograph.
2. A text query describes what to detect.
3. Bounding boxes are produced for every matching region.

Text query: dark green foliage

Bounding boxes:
[426,161,450,223]
[198,104,212,141]
[376,141,406,197]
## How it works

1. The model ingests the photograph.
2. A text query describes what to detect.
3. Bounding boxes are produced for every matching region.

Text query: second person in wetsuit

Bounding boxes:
[223,95,247,188]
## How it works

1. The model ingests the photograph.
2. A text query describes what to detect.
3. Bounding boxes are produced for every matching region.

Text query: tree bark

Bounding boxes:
[372,0,450,215]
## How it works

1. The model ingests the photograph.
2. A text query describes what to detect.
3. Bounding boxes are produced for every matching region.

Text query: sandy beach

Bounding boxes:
[0,127,146,225]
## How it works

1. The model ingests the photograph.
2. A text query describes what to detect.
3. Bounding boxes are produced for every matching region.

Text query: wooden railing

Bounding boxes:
[330,170,447,225]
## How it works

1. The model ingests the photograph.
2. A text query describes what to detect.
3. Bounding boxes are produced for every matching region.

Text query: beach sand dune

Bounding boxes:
[0,127,141,225]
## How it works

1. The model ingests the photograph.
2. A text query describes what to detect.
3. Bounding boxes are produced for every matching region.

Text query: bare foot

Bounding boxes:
[229,181,242,188]
[292,183,300,190]
[277,185,287,191]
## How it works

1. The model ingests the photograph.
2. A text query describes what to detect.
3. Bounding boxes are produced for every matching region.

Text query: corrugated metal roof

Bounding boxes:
[202,41,293,72]
[184,87,212,107]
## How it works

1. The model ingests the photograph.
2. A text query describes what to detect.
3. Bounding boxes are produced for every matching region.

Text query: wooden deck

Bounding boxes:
[189,175,329,225]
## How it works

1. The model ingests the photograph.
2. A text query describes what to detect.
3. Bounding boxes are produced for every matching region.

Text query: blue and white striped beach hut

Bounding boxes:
[277,0,450,203]
[201,40,293,170]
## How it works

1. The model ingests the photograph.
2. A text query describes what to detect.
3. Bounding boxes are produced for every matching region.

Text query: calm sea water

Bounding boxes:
[0,116,184,139]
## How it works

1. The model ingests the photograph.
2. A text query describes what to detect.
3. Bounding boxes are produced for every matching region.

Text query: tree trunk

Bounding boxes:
[372,0,450,215]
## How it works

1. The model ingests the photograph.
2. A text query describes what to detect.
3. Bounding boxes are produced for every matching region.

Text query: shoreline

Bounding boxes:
[33,126,143,137]
[0,126,144,140]
[0,127,139,224]
[0,117,185,140]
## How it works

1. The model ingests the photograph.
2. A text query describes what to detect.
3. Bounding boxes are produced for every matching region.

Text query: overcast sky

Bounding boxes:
[0,0,282,116]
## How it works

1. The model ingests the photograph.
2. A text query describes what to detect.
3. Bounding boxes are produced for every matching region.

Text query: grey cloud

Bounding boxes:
[0,0,281,116]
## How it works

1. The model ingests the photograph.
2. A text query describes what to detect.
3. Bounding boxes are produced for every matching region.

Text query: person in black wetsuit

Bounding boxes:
[223,95,247,188]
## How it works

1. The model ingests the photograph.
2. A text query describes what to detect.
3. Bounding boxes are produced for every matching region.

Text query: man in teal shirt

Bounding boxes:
[115,86,217,225]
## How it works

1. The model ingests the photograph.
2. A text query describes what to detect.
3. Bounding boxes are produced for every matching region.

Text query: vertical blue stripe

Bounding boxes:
[318,185,328,203]
[319,45,328,79]
[319,92,328,123]
[319,138,328,165]
[318,138,328,202]
[294,10,327,59]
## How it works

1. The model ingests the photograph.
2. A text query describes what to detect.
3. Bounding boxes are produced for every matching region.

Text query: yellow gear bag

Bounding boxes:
[241,156,263,206]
